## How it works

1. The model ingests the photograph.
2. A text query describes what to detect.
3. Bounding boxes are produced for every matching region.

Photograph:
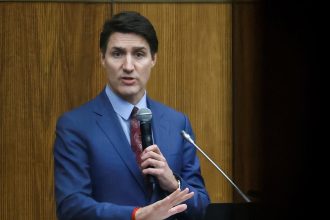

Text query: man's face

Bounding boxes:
[101,32,157,104]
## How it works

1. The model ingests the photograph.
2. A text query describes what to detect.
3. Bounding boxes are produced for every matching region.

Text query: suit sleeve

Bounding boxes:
[54,114,135,220]
[174,115,210,220]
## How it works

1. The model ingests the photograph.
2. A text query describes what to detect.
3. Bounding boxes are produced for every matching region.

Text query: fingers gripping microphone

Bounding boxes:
[136,108,153,149]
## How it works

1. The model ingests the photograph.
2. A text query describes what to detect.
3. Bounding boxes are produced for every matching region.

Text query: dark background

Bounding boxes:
[260,1,320,219]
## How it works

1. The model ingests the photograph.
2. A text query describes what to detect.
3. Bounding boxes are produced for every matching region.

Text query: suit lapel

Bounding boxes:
[147,98,173,202]
[93,90,147,193]
[147,98,170,154]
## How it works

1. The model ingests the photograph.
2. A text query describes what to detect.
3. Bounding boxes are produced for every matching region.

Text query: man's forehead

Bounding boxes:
[108,32,149,47]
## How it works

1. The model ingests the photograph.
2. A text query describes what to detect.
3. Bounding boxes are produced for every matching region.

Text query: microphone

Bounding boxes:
[181,130,251,203]
[137,108,155,185]
[136,108,153,149]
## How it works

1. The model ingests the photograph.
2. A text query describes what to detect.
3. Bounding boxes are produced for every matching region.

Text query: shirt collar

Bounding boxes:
[105,85,147,120]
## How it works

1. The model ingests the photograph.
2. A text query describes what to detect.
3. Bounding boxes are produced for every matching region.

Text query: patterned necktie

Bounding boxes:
[130,106,143,166]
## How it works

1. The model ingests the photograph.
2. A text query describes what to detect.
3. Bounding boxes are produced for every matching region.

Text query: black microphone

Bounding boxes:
[136,108,153,149]
[136,108,155,185]
[181,130,251,203]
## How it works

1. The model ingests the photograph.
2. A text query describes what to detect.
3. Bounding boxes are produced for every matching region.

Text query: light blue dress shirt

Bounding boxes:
[105,85,147,144]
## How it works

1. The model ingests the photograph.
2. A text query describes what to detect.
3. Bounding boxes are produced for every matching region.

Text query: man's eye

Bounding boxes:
[135,52,145,58]
[111,51,122,58]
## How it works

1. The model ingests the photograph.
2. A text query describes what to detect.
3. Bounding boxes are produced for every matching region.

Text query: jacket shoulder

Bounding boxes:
[56,92,104,127]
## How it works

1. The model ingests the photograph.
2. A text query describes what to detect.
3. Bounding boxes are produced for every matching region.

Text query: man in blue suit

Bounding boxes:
[54,11,210,220]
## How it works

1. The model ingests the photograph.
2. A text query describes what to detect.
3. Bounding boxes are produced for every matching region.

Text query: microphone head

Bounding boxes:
[181,130,192,142]
[136,108,152,122]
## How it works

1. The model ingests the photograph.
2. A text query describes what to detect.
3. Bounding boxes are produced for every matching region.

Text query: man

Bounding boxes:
[54,11,210,220]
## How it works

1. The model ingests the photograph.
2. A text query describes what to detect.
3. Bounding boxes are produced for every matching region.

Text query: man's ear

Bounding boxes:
[100,52,105,67]
[151,53,157,67]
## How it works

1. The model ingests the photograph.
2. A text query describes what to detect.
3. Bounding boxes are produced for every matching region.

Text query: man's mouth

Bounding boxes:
[121,77,136,85]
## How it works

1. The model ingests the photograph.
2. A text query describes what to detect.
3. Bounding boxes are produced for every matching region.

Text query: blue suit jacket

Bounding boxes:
[54,89,210,220]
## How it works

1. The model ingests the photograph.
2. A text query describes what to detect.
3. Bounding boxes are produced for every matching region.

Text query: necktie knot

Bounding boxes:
[131,106,139,118]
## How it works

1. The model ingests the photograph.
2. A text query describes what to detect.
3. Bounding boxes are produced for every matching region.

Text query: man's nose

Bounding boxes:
[123,55,134,73]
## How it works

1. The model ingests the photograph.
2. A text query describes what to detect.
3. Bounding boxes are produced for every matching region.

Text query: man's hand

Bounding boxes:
[135,188,194,220]
[140,145,178,192]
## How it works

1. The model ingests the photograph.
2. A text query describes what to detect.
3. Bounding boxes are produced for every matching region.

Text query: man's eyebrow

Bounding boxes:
[111,47,125,51]
[132,46,147,51]
[110,46,147,51]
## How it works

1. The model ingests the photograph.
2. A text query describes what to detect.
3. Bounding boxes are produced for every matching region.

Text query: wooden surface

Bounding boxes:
[0,2,233,219]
